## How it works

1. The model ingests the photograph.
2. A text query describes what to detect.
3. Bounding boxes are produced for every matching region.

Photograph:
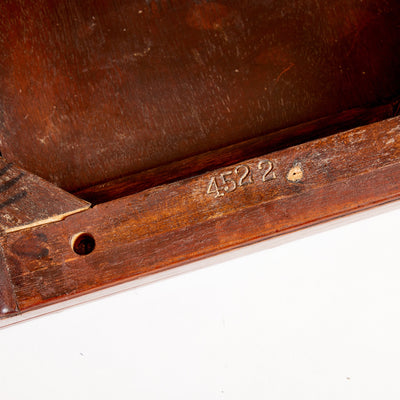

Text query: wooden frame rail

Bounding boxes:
[0,116,399,326]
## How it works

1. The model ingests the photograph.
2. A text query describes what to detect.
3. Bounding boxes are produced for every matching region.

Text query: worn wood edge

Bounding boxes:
[5,205,91,234]
[0,240,19,318]
[1,198,399,329]
[2,178,400,324]
[0,158,91,313]
[1,115,399,322]
[0,157,91,233]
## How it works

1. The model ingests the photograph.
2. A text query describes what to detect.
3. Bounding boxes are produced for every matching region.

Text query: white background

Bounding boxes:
[0,202,399,399]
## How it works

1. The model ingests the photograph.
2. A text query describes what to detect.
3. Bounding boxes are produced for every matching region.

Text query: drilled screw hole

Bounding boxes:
[72,233,95,255]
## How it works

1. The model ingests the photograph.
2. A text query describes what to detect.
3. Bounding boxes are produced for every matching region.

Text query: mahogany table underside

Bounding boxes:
[0,0,399,325]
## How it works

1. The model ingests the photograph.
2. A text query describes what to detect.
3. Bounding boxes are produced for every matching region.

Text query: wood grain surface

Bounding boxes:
[0,158,90,233]
[0,0,399,193]
[0,241,18,317]
[76,100,400,203]
[1,116,399,323]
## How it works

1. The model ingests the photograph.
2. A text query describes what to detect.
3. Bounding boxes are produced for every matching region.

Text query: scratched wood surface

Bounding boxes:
[0,159,90,316]
[0,0,399,197]
[0,158,90,234]
[0,116,399,321]
[76,100,400,203]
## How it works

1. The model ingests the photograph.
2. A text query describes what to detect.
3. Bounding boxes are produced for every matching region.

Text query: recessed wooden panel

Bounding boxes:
[0,0,399,193]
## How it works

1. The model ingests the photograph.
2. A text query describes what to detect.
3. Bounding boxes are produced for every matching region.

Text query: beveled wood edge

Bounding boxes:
[1,199,399,329]
[1,115,399,324]
[0,156,91,233]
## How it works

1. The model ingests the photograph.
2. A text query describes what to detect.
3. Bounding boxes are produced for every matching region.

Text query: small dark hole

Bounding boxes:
[72,233,95,256]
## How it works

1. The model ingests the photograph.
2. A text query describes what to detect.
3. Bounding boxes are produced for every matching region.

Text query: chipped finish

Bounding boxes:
[0,117,399,318]
[0,158,90,233]
[287,163,303,183]
[0,0,399,197]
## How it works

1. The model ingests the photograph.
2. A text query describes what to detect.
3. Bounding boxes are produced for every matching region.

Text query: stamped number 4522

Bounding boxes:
[206,160,276,198]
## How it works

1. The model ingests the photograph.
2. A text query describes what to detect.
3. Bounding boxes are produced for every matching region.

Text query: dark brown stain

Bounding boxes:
[0,163,13,178]
[0,173,24,194]
[11,234,49,260]
[0,190,27,210]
